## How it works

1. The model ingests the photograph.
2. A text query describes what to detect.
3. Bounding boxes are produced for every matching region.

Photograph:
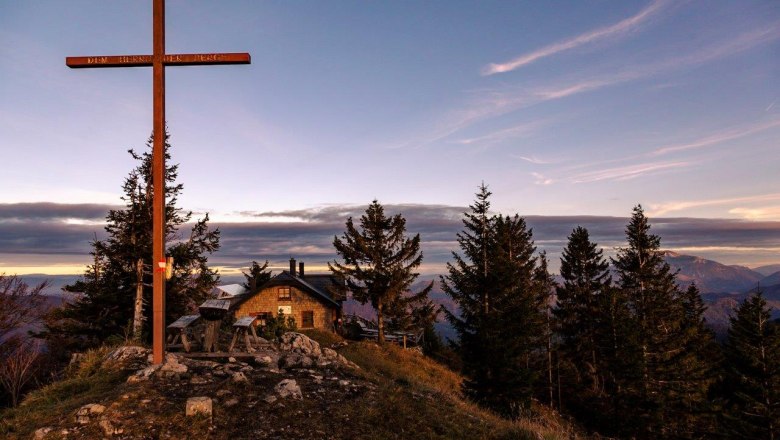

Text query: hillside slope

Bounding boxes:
[0,332,580,439]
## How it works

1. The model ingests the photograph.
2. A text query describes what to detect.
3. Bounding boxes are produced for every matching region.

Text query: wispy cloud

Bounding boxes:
[571,160,690,183]
[729,207,780,221]
[482,0,669,75]
[514,155,555,165]
[454,120,545,146]
[648,193,780,216]
[532,172,554,185]
[652,118,780,156]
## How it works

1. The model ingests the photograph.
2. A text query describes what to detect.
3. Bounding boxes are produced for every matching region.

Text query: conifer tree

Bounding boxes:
[40,133,220,350]
[534,252,557,407]
[441,184,494,407]
[665,283,721,438]
[723,290,780,440]
[553,226,613,422]
[554,226,611,397]
[329,200,432,343]
[610,205,708,438]
[442,185,544,417]
[242,260,273,291]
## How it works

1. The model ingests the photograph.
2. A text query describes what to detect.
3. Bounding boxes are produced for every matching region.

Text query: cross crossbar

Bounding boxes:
[66,53,251,68]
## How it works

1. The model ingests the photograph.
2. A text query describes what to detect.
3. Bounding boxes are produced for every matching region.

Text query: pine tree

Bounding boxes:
[441,184,494,408]
[723,290,780,440]
[553,226,613,423]
[611,205,708,438]
[329,200,432,343]
[40,133,220,351]
[534,251,557,408]
[242,260,273,291]
[442,184,543,417]
[554,226,612,398]
[665,283,721,438]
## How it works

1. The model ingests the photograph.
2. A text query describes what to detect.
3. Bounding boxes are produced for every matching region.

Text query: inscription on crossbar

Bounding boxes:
[67,53,251,68]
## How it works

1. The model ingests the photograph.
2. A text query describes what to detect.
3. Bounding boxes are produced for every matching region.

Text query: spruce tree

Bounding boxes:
[329,200,432,343]
[242,260,273,291]
[611,205,710,438]
[553,226,613,423]
[442,185,544,417]
[441,184,494,408]
[723,291,780,440]
[41,133,220,351]
[554,226,611,397]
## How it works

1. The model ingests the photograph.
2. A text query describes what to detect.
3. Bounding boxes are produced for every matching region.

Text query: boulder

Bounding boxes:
[231,371,249,383]
[279,332,322,357]
[75,403,105,424]
[278,332,357,369]
[185,396,213,418]
[274,379,302,400]
[33,427,53,439]
[105,346,151,370]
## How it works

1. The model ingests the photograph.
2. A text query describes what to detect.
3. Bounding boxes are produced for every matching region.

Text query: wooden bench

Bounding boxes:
[227,316,264,353]
[166,314,201,353]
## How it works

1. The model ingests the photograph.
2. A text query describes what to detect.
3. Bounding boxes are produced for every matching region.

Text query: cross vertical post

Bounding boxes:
[152,0,166,366]
[65,0,251,365]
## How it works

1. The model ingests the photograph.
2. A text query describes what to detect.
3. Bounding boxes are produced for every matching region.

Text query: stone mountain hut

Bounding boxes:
[233,258,344,332]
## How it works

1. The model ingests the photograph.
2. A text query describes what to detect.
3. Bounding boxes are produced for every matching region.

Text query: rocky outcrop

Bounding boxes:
[277,333,358,369]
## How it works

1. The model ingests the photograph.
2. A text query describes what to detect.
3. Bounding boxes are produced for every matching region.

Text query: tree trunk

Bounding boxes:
[132,258,145,340]
[377,301,385,344]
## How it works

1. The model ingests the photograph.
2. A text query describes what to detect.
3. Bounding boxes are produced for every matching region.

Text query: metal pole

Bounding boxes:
[152,0,166,365]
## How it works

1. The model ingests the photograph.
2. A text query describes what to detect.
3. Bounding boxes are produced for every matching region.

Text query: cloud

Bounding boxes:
[482,0,669,75]
[652,118,780,156]
[570,161,690,183]
[514,155,555,165]
[454,120,545,147]
[392,24,780,152]
[648,193,780,217]
[532,172,554,185]
[729,207,780,221]
[2,203,779,274]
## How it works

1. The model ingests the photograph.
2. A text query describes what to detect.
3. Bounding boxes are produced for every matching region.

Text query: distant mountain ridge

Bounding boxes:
[662,251,765,294]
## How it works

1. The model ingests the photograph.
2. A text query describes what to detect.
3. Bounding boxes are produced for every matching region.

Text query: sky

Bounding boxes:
[1,0,779,276]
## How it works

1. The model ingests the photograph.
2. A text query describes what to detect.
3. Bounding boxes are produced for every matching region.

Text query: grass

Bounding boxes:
[338,341,581,439]
[0,336,582,439]
[0,346,127,439]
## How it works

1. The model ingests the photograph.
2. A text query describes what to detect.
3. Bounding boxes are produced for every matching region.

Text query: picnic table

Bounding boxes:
[166,314,201,353]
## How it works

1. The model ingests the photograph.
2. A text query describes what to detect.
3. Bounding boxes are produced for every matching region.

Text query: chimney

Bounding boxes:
[299,262,305,278]
[289,257,297,277]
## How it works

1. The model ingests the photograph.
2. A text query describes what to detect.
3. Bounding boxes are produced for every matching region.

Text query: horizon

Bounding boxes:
[2,1,778,275]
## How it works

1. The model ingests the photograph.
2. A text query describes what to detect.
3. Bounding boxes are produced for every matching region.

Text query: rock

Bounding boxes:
[231,371,249,383]
[338,380,351,387]
[189,375,210,385]
[99,418,123,436]
[228,357,237,363]
[75,403,106,424]
[224,398,239,407]
[33,427,53,439]
[264,395,278,404]
[106,346,150,365]
[254,355,274,366]
[278,353,314,369]
[160,354,188,374]
[185,397,213,418]
[279,332,322,357]
[216,389,231,397]
[274,379,302,400]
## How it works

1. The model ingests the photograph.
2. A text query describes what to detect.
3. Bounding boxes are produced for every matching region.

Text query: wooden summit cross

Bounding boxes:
[66,0,250,365]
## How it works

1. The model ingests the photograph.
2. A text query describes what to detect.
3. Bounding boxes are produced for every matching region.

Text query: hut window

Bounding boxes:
[278,287,291,300]
[302,311,314,328]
